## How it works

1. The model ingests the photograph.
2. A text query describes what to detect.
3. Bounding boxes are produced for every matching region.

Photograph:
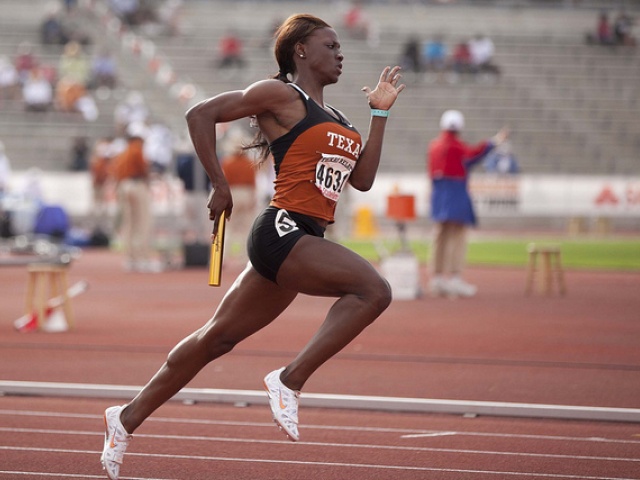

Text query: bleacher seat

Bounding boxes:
[1,0,637,175]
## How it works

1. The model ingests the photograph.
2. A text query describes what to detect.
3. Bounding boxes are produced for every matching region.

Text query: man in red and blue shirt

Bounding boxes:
[427,109,508,297]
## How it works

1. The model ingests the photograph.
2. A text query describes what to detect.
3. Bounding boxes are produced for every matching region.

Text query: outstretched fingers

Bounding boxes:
[380,65,402,86]
[363,65,405,95]
[378,65,392,83]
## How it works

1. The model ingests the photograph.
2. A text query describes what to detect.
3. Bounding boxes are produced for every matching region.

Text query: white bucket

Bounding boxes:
[380,252,420,300]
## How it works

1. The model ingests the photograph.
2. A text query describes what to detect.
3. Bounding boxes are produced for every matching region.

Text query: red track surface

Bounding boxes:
[1,248,639,479]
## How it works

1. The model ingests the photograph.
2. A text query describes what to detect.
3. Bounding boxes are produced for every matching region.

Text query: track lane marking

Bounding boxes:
[2,427,639,464]
[0,472,174,479]
[1,446,639,480]
[1,409,638,445]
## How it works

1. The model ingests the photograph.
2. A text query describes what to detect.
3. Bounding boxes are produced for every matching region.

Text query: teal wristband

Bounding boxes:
[371,109,389,118]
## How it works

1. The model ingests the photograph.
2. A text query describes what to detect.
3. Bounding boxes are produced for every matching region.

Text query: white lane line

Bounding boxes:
[2,427,639,464]
[1,409,639,445]
[0,472,174,479]
[0,446,638,480]
[406,431,458,437]
[401,431,640,444]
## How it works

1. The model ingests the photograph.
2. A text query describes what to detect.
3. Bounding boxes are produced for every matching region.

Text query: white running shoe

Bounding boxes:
[101,405,132,480]
[446,277,478,298]
[263,367,300,441]
[428,276,448,297]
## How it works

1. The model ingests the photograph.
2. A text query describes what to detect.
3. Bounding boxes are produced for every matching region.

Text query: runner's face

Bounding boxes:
[300,28,343,84]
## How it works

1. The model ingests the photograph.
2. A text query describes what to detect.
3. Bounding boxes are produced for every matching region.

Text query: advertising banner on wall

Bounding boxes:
[519,175,640,218]
[469,175,520,217]
[349,174,640,219]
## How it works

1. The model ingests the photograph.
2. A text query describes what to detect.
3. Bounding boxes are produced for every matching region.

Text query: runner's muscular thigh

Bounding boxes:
[202,266,298,341]
[276,235,384,298]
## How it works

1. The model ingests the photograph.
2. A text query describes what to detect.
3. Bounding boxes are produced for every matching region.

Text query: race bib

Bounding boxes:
[314,154,355,202]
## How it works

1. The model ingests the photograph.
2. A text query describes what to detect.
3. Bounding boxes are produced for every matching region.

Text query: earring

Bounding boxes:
[299,54,305,58]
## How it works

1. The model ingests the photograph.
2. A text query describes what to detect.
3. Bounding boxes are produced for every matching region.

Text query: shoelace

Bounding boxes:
[279,387,299,423]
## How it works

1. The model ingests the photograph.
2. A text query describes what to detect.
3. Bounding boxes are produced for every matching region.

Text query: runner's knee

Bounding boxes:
[165,328,238,368]
[200,330,239,361]
[361,274,392,315]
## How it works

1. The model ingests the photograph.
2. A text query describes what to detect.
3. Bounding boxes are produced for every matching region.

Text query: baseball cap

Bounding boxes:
[440,110,464,131]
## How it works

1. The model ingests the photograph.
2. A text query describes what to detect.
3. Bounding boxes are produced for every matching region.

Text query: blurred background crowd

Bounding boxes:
[0,0,637,271]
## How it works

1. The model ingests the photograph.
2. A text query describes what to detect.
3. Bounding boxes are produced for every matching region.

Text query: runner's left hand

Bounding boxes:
[361,66,405,111]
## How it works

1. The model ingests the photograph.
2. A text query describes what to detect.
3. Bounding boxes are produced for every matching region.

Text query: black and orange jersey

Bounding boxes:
[269,83,362,223]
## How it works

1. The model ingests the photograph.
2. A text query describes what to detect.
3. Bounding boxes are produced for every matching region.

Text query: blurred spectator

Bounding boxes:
[22,67,53,112]
[451,40,472,75]
[57,4,93,46]
[110,122,157,272]
[426,110,508,298]
[589,11,614,45]
[468,33,500,77]
[144,121,174,174]
[108,0,155,27]
[175,132,210,243]
[0,56,21,107]
[0,140,12,197]
[55,41,96,118]
[221,136,256,259]
[483,140,520,175]
[343,0,379,48]
[423,35,447,73]
[69,136,89,171]
[89,136,116,234]
[55,77,99,121]
[613,10,636,46]
[114,90,149,135]
[55,77,84,111]
[343,0,367,38]
[40,10,69,46]
[399,35,422,78]
[596,12,613,44]
[14,42,39,84]
[217,29,246,70]
[89,47,118,90]
[58,41,90,86]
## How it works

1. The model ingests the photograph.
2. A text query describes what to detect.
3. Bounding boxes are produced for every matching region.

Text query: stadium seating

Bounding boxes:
[0,0,637,175]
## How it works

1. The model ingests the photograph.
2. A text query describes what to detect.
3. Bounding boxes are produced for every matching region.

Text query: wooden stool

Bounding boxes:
[525,243,566,296]
[24,263,74,330]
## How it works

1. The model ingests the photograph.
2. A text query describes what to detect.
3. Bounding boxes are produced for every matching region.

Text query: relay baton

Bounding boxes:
[208,212,226,287]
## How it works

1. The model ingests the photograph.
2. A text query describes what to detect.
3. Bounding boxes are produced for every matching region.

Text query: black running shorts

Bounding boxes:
[247,206,326,283]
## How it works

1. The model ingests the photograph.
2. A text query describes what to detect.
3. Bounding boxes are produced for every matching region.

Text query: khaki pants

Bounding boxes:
[117,179,152,265]
[429,221,468,276]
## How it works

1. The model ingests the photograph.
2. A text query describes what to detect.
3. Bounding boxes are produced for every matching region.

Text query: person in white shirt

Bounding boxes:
[468,34,500,77]
[22,67,53,111]
[0,56,21,106]
[0,141,11,196]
